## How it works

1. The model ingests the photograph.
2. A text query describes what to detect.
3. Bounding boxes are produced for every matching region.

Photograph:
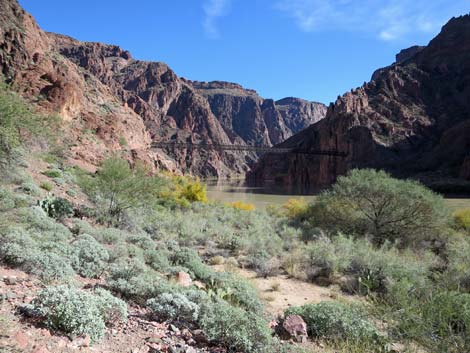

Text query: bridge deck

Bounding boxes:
[151,142,347,157]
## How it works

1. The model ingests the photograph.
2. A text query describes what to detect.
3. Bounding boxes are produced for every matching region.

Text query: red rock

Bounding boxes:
[176,272,192,287]
[282,315,308,342]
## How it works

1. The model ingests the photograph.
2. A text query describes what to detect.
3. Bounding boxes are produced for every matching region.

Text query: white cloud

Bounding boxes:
[275,0,469,41]
[203,0,232,39]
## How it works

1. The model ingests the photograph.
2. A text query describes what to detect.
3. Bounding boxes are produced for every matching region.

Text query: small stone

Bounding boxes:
[146,337,162,344]
[170,324,180,333]
[4,277,18,285]
[185,347,197,353]
[73,334,91,347]
[6,292,17,300]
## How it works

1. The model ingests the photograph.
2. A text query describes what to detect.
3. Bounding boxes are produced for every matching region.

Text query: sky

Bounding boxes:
[19,0,470,104]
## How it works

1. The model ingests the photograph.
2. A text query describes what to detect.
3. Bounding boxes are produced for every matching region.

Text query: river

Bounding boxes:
[206,179,470,210]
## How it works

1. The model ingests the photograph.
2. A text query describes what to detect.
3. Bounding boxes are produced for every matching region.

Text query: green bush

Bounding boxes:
[247,250,280,278]
[384,288,470,352]
[199,298,272,353]
[107,260,174,302]
[38,196,73,219]
[147,292,199,322]
[42,169,62,178]
[17,182,41,196]
[0,228,36,266]
[443,235,470,292]
[309,169,449,246]
[170,247,263,312]
[285,301,379,342]
[32,285,127,342]
[0,187,15,211]
[71,234,109,278]
[77,157,166,224]
[454,209,470,232]
[40,181,53,191]
[26,252,75,284]
[94,288,128,325]
[0,83,51,162]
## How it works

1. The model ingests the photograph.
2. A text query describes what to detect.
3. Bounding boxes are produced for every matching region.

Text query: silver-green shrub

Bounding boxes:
[147,292,199,322]
[285,301,379,341]
[71,234,109,278]
[32,285,127,343]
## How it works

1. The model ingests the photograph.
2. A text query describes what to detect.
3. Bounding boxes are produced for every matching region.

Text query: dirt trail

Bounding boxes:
[213,266,354,316]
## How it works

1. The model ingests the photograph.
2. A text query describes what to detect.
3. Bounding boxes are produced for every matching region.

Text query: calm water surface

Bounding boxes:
[206,180,470,210]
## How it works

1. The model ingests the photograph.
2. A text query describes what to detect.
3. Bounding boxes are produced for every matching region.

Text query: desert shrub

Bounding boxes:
[247,250,280,278]
[99,228,125,244]
[107,260,175,302]
[66,189,77,197]
[0,228,36,266]
[384,287,470,352]
[454,209,470,232]
[40,181,53,191]
[32,285,127,342]
[38,196,73,219]
[227,201,256,211]
[94,288,128,325]
[17,182,41,196]
[147,292,199,322]
[158,174,208,207]
[0,83,52,163]
[42,169,62,178]
[26,252,75,284]
[444,235,470,292]
[304,237,352,281]
[77,157,166,224]
[209,255,225,265]
[285,301,379,342]
[199,298,272,353]
[144,248,171,272]
[309,169,449,246]
[170,247,263,312]
[282,198,309,220]
[71,234,109,278]
[0,187,15,211]
[170,247,212,280]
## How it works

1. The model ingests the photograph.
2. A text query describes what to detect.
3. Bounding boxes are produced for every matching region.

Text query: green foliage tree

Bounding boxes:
[78,157,166,224]
[0,83,54,164]
[310,169,449,246]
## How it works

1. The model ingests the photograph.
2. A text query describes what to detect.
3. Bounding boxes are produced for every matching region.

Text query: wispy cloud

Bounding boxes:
[203,0,232,39]
[275,0,470,41]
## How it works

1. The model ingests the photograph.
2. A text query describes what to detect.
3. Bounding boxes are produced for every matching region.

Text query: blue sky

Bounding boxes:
[19,0,470,104]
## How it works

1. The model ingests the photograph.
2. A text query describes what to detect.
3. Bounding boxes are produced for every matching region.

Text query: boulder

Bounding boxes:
[282,315,308,343]
[176,272,192,287]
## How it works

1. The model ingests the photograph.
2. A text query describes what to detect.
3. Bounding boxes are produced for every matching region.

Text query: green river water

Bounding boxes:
[206,180,470,210]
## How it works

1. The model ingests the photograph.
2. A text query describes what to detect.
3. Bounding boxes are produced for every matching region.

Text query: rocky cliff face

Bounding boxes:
[249,15,470,193]
[0,0,326,177]
[190,81,326,146]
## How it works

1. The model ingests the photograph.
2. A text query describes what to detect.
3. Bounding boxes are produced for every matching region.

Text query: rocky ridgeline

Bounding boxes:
[0,0,326,178]
[249,15,470,192]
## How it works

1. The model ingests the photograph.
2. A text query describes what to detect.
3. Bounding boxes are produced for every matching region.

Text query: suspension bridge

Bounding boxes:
[151,141,348,157]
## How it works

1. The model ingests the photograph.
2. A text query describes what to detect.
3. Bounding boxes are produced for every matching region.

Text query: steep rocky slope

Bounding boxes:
[249,14,470,193]
[0,0,326,177]
[190,81,326,146]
